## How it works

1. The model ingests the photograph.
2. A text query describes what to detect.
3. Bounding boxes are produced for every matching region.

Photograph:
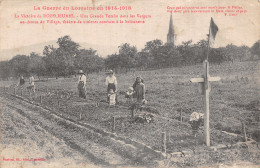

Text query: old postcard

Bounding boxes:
[0,0,259,167]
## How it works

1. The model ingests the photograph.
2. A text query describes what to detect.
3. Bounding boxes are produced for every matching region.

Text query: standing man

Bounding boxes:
[105,70,118,103]
[29,74,35,93]
[78,70,87,99]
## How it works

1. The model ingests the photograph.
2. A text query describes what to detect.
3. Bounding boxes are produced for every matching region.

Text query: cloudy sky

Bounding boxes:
[0,0,259,60]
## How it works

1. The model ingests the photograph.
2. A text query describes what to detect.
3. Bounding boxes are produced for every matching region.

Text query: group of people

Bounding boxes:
[16,71,203,133]
[16,75,35,93]
[77,69,146,106]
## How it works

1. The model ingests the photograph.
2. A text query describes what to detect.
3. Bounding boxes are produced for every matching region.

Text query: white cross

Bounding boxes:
[190,60,221,146]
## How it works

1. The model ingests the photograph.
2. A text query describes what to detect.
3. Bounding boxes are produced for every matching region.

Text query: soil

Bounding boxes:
[13,89,244,152]
[0,94,259,168]
[0,96,139,168]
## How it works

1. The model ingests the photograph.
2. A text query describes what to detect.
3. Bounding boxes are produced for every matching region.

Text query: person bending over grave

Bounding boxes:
[105,70,118,104]
[133,76,145,103]
[189,112,204,137]
[78,70,87,99]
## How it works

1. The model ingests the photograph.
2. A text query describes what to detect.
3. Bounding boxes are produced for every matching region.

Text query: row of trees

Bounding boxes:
[42,36,104,77]
[0,35,259,79]
[0,53,46,80]
[0,36,105,79]
[106,39,256,71]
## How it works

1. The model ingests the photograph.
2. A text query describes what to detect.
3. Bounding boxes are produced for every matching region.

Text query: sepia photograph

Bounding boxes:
[0,0,259,167]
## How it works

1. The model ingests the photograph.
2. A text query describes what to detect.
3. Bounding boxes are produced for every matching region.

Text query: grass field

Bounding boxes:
[1,60,259,153]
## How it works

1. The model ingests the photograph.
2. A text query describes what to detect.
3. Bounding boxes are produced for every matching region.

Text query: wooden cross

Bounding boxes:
[190,60,221,146]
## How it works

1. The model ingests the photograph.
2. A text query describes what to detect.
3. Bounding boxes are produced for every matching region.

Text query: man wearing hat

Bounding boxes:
[105,70,118,103]
[78,70,87,99]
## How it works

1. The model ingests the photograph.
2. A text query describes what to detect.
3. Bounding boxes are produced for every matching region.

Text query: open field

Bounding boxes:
[1,92,260,168]
[0,60,259,155]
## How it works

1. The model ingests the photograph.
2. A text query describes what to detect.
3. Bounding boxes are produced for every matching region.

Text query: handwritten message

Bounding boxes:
[167,6,247,16]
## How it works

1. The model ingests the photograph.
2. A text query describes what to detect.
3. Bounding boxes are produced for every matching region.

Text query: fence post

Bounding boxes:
[79,106,82,120]
[131,109,134,119]
[60,102,63,117]
[180,109,183,122]
[40,95,42,103]
[242,122,247,142]
[168,132,171,142]
[112,117,116,132]
[161,131,167,154]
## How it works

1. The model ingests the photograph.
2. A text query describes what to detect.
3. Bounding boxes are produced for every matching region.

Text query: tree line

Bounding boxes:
[0,35,259,80]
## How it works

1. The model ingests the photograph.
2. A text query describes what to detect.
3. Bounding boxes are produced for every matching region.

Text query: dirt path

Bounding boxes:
[0,96,137,168]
